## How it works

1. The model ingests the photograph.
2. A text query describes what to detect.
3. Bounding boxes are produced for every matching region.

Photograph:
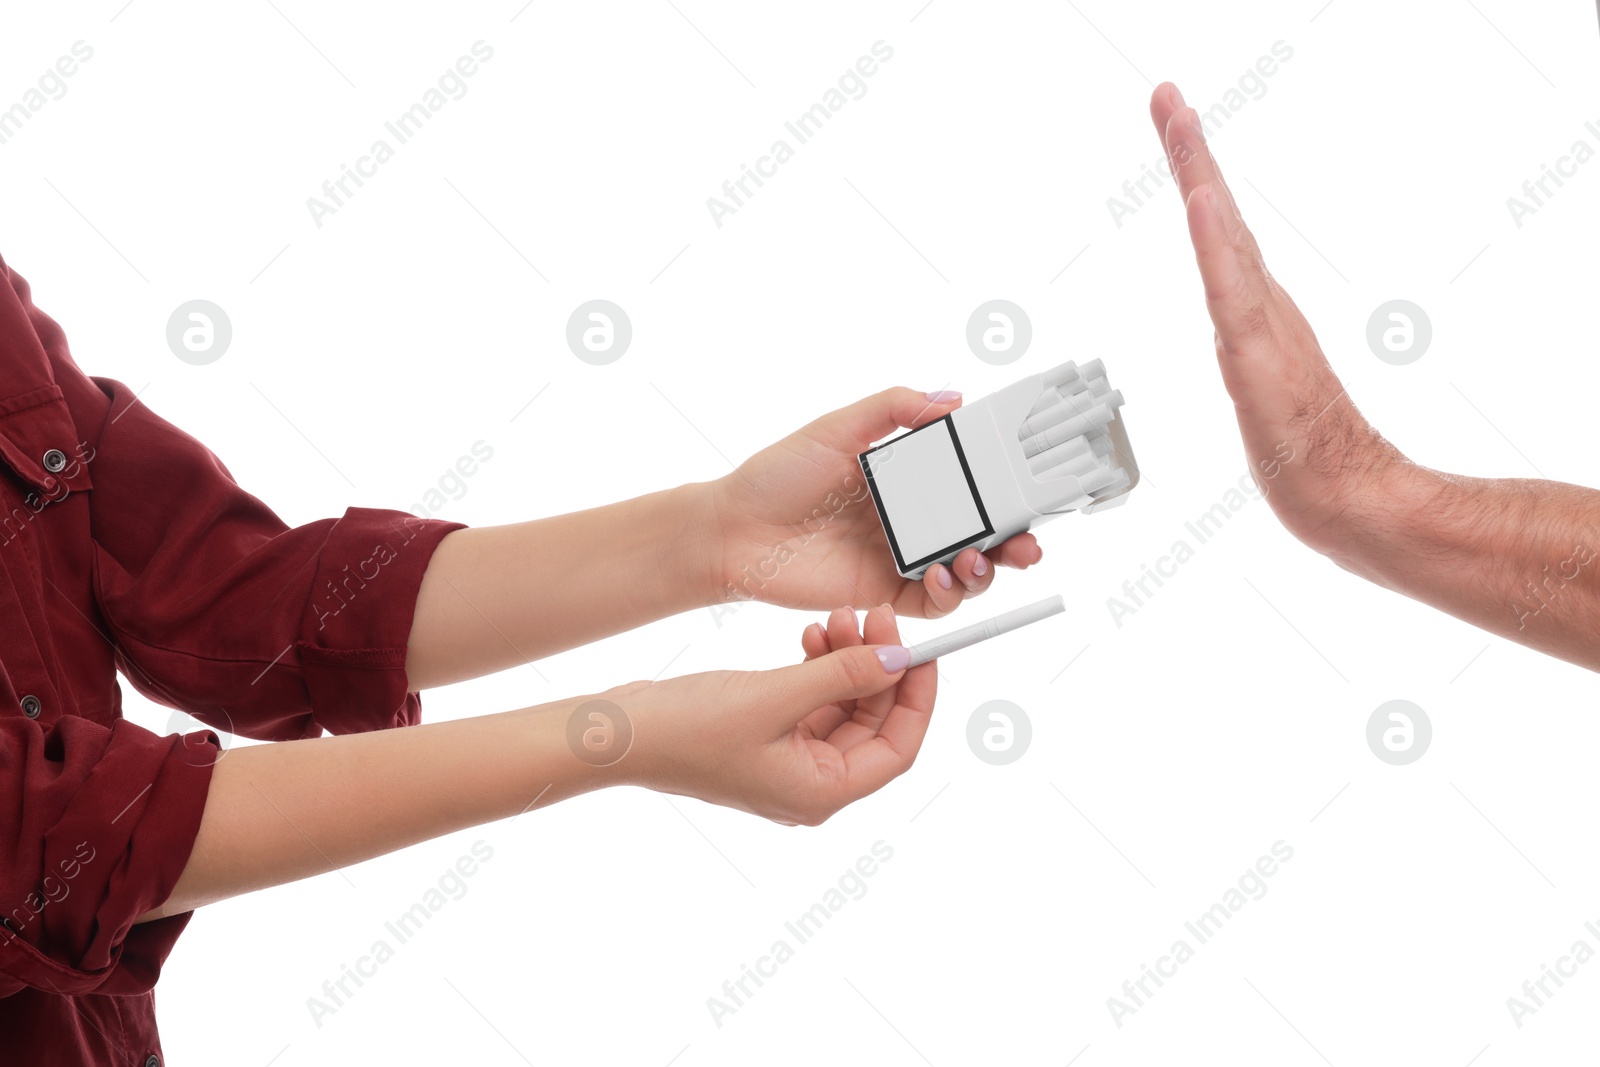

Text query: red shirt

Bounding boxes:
[0,259,466,1065]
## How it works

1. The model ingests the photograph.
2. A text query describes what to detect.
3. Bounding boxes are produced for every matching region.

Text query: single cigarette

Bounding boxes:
[1018,395,1085,438]
[1028,386,1065,417]
[1019,391,1123,440]
[1027,435,1096,474]
[1022,404,1113,458]
[1033,446,1105,480]
[1040,361,1083,390]
[1030,363,1083,415]
[1073,462,1121,497]
[906,595,1067,668]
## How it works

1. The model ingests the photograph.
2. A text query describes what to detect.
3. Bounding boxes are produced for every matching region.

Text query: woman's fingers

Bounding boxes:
[852,605,904,722]
[813,387,962,454]
[948,547,995,595]
[884,650,936,734]
[834,653,935,803]
[991,533,1042,570]
[825,606,865,651]
[915,536,1040,614]
[780,605,936,813]
[902,535,1041,618]
[796,694,852,744]
[774,638,901,749]
[816,604,931,757]
[859,602,899,644]
[919,562,966,618]
[797,611,859,740]
[800,621,830,661]
[820,606,898,752]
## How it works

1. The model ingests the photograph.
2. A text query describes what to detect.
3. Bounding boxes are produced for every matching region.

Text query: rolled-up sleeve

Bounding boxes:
[75,374,467,741]
[0,716,216,997]
[0,258,471,1053]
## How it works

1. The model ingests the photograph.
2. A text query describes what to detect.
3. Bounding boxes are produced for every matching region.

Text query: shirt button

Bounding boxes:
[41,449,68,474]
[20,695,41,719]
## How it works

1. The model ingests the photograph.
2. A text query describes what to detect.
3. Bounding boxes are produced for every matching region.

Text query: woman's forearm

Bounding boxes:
[139,693,620,921]
[1334,463,1600,671]
[404,481,722,690]
[144,608,931,921]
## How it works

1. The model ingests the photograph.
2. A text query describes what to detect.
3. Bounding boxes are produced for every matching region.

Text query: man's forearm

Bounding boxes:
[404,481,723,690]
[139,691,623,921]
[1332,463,1600,671]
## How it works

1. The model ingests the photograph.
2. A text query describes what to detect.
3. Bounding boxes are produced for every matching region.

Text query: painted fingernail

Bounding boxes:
[925,390,962,403]
[934,564,953,590]
[876,645,910,672]
[972,554,988,577]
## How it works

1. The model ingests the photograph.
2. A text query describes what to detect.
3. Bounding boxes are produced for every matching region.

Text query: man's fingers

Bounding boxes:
[1150,81,1185,151]
[1164,108,1224,213]
[1186,184,1261,345]
[1151,85,1244,250]
[1163,106,1268,272]
[1148,80,1366,556]
[1157,97,1282,353]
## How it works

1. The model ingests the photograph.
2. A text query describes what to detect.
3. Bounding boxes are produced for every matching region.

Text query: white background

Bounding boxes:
[4,1,1600,1063]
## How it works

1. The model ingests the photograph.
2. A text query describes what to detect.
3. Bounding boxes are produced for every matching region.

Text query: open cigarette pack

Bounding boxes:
[858,359,1139,579]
